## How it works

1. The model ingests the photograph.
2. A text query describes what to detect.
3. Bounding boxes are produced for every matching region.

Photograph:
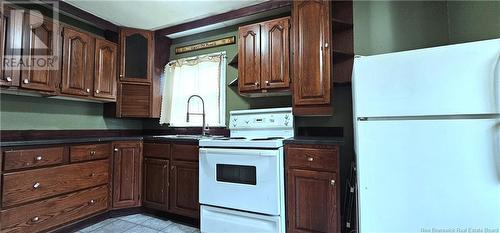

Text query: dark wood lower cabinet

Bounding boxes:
[143,157,169,211]
[169,160,199,218]
[286,144,340,233]
[112,141,142,209]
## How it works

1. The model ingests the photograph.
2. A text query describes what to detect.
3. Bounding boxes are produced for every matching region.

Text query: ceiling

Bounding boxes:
[63,0,268,31]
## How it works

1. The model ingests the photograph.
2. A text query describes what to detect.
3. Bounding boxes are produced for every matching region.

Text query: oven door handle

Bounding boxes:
[200,148,277,157]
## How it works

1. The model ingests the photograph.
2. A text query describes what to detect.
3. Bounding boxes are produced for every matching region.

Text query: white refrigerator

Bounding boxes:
[353,39,500,233]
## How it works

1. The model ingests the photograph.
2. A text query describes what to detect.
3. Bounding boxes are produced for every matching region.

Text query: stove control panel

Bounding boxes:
[229,108,293,129]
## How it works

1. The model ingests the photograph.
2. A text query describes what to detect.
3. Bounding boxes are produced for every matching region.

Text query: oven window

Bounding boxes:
[216,164,256,185]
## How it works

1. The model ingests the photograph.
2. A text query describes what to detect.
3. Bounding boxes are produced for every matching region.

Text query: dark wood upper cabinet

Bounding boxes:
[20,14,59,93]
[118,83,152,118]
[94,38,117,100]
[1,5,22,87]
[112,141,142,209]
[61,27,94,96]
[260,17,290,90]
[120,28,153,83]
[169,160,199,218]
[292,0,332,115]
[238,24,261,92]
[143,157,169,211]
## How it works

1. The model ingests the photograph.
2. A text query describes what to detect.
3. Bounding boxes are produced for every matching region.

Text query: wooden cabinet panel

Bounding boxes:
[70,143,111,163]
[143,158,169,211]
[1,5,22,87]
[20,14,59,92]
[293,0,332,114]
[94,38,117,100]
[112,141,142,209]
[238,24,261,92]
[3,147,64,171]
[1,185,108,233]
[118,83,151,117]
[171,143,198,162]
[261,17,290,90]
[61,27,94,96]
[143,143,170,159]
[170,160,199,218]
[287,169,338,233]
[2,159,109,208]
[120,28,153,83]
[286,145,338,172]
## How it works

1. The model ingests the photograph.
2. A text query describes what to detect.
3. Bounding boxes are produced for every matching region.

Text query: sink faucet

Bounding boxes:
[186,95,208,136]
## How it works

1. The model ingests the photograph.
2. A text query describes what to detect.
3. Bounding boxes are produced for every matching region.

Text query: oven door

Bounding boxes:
[199,147,283,215]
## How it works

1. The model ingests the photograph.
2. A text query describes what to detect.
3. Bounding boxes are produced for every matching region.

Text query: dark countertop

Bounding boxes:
[284,137,345,145]
[0,135,200,147]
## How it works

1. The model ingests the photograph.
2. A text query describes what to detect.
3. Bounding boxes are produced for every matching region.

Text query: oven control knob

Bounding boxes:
[245,120,249,124]
[284,121,289,126]
[285,114,290,119]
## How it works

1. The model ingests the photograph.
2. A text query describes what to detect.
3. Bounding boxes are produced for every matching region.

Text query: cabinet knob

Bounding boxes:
[307,157,314,162]
[330,179,335,186]
[119,74,124,78]
[6,76,12,82]
[89,199,96,205]
[95,90,100,94]
[23,79,29,84]
[35,155,43,161]
[33,182,41,189]
[90,172,96,177]
[324,43,329,48]
[265,80,270,86]
[31,216,40,222]
[86,88,90,93]
[254,82,259,87]
[114,148,119,152]
[171,166,175,170]
[90,151,96,156]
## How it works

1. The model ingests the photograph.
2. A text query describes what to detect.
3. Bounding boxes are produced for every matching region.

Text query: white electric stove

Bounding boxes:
[199,107,293,233]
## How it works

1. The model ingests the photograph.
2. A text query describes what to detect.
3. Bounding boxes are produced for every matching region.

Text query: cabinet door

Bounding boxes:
[112,141,142,209]
[20,14,59,92]
[1,5,22,87]
[238,24,261,92]
[118,83,152,117]
[261,17,290,90]
[170,160,199,218]
[293,0,331,106]
[143,158,169,211]
[94,38,117,100]
[287,169,338,233]
[120,28,152,83]
[61,27,94,96]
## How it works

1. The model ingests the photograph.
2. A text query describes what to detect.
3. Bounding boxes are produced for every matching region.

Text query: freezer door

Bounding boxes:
[356,118,500,232]
[353,39,500,117]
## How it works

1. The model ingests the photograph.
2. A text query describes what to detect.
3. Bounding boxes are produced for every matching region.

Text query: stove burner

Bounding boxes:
[251,137,285,141]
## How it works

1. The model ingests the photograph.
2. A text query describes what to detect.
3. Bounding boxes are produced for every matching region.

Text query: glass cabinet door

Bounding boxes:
[120,28,152,83]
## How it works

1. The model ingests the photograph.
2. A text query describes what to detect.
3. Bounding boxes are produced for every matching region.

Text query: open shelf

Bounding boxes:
[228,54,238,69]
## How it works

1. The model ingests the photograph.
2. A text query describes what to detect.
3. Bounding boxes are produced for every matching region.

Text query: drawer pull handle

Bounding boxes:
[114,148,119,152]
[35,156,43,161]
[89,199,96,205]
[31,216,40,222]
[90,151,96,156]
[90,172,96,177]
[33,182,41,189]
[307,157,314,162]
[330,180,335,186]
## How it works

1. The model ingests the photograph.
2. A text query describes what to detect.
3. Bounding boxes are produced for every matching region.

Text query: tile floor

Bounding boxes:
[76,214,200,233]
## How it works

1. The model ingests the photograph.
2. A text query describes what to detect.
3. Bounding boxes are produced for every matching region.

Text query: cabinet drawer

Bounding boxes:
[2,159,109,208]
[3,147,64,171]
[1,185,108,233]
[171,144,199,162]
[143,143,170,159]
[286,146,338,172]
[70,143,111,162]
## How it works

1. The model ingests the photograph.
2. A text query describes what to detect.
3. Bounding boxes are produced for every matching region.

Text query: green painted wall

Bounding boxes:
[0,94,142,130]
[447,1,500,44]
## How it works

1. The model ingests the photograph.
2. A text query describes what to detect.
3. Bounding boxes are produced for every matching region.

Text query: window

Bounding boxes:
[160,52,226,127]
